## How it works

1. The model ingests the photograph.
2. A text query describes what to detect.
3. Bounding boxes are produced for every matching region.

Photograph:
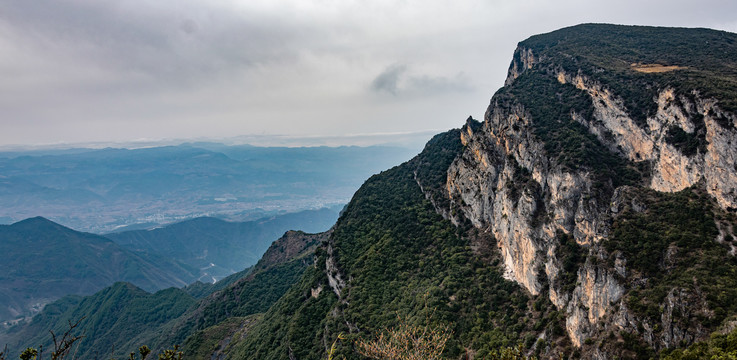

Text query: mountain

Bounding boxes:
[0,283,197,359]
[177,230,327,357]
[0,144,417,232]
[0,229,326,359]
[7,24,737,359]
[446,23,737,356]
[223,24,737,359]
[0,217,197,324]
[106,207,340,282]
[0,207,338,325]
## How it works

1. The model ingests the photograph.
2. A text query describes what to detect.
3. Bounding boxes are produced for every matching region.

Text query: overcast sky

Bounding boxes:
[1,0,736,148]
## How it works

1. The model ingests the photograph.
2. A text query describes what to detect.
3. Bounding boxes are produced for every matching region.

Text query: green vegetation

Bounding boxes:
[2,229,322,359]
[605,187,737,334]
[2,283,196,359]
[663,327,737,359]
[499,70,644,191]
[193,257,312,332]
[519,24,737,124]
[554,231,584,294]
[665,124,706,157]
[8,24,737,360]
[228,130,568,359]
[0,217,197,323]
[414,128,466,211]
[505,158,535,205]
[182,315,261,359]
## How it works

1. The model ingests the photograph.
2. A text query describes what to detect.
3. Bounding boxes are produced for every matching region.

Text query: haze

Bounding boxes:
[1,0,736,147]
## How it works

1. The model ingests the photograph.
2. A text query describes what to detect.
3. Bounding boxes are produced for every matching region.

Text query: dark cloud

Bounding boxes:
[371,64,407,95]
[408,72,473,95]
[371,64,472,96]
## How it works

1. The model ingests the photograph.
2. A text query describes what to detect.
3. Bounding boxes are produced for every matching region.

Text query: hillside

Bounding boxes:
[221,24,737,359]
[0,229,326,359]
[0,283,196,359]
[0,217,197,324]
[107,207,339,282]
[227,130,544,359]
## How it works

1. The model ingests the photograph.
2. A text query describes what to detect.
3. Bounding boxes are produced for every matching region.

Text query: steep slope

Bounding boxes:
[0,217,197,324]
[0,283,196,359]
[107,208,340,282]
[179,230,326,358]
[227,131,561,359]
[224,24,737,360]
[7,24,736,360]
[446,24,737,357]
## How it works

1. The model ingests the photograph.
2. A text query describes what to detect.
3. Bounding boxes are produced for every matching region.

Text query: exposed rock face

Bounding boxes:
[659,288,708,348]
[443,42,737,355]
[325,243,346,298]
[565,265,624,347]
[255,230,327,273]
[565,71,737,211]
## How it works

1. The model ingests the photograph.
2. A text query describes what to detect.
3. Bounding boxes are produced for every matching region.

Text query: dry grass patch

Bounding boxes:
[631,63,686,73]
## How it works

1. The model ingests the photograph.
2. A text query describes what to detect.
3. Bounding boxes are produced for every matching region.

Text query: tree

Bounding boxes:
[355,318,451,360]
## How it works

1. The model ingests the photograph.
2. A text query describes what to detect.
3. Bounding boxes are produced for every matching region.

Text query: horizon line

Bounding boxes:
[0,129,446,152]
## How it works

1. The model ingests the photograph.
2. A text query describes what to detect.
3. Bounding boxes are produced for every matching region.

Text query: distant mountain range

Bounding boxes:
[0,206,339,324]
[0,144,418,232]
[0,217,196,324]
[0,229,325,359]
[106,206,340,282]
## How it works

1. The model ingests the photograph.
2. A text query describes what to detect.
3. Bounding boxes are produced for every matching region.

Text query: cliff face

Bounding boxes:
[445,24,737,354]
[214,25,737,360]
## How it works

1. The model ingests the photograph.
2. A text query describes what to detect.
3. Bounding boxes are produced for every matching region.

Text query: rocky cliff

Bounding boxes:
[220,24,737,360]
[446,24,737,356]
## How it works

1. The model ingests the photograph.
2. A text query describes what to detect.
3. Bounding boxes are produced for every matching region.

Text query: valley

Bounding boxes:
[0,144,417,233]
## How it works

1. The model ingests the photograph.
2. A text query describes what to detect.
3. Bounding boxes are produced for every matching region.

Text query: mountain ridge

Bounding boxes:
[0,217,198,324]
[106,207,339,282]
[0,229,328,359]
[448,23,737,356]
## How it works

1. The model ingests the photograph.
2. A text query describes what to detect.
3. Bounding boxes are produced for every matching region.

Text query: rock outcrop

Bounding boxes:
[442,26,737,356]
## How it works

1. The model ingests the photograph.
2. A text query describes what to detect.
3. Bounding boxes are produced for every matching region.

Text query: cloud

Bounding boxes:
[371,64,407,95]
[371,64,472,96]
[408,72,473,95]
[2,0,737,146]
[0,0,319,86]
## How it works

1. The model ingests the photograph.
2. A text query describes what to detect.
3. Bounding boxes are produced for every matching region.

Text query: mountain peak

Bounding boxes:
[253,230,328,273]
[14,216,56,225]
[9,216,66,232]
